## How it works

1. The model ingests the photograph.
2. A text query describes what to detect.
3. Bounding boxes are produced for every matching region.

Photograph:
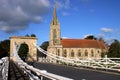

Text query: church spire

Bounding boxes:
[51,3,59,25]
[49,2,61,46]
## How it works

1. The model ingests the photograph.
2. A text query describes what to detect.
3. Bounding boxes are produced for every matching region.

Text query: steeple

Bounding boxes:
[49,2,61,46]
[51,3,59,25]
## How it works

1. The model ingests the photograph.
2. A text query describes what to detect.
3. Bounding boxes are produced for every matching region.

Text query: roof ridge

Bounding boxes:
[61,39,106,48]
[62,38,97,41]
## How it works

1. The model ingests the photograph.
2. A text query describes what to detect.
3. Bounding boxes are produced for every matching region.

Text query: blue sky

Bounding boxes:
[0,0,120,45]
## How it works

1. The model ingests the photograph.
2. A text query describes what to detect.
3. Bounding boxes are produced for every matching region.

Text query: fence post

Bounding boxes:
[105,55,108,70]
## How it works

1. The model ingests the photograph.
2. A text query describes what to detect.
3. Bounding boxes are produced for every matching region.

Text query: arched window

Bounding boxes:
[63,49,67,57]
[98,50,100,53]
[71,50,74,57]
[85,50,88,56]
[53,29,57,38]
[91,49,94,57]
[57,49,60,56]
[78,50,81,57]
[53,29,57,44]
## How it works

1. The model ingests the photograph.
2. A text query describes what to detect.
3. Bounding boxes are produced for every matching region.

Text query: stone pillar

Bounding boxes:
[10,36,37,62]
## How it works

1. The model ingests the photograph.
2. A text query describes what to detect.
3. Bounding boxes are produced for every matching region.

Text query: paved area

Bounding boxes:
[8,61,30,80]
[0,71,2,80]
[33,62,120,80]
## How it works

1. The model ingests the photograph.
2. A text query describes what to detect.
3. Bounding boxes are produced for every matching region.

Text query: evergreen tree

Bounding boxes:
[84,35,97,40]
[37,41,49,57]
[0,40,10,58]
[107,40,120,57]
[31,34,36,37]
[25,34,30,37]
[18,43,28,61]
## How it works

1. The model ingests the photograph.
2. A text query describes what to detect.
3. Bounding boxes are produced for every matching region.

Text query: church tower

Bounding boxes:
[49,3,61,46]
[47,3,62,62]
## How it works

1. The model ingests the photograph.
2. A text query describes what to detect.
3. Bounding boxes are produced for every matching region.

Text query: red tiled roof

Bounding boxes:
[61,39,106,49]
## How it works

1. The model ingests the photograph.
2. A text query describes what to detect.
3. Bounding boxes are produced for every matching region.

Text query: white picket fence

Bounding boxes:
[0,57,9,80]
[2,42,119,80]
[12,42,73,80]
[35,44,120,73]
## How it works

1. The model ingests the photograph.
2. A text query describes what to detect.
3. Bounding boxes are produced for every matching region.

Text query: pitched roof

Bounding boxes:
[61,39,106,49]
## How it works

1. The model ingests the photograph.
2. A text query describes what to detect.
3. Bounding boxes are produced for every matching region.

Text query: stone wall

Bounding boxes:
[10,36,37,61]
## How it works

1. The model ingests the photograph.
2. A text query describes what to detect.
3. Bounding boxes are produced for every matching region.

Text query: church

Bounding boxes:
[47,4,107,60]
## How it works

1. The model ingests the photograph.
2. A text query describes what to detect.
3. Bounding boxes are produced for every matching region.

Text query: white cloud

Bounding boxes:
[64,0,70,9]
[104,38,115,44]
[56,0,70,10]
[33,16,43,23]
[62,37,69,39]
[55,0,71,17]
[56,1,64,9]
[62,12,70,16]
[101,27,113,33]
[0,0,50,33]
[100,27,120,44]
